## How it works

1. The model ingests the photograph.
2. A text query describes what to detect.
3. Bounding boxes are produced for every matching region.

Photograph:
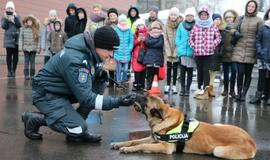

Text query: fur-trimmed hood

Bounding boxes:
[223,9,239,22]
[23,15,40,29]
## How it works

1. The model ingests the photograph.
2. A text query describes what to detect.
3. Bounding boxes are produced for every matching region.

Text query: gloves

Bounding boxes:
[118,93,136,106]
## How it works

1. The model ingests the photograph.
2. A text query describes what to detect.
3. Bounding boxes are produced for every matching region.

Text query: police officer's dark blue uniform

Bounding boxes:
[22,26,136,142]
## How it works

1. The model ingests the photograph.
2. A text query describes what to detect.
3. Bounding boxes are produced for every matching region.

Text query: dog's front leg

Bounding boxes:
[111,136,154,150]
[119,142,175,154]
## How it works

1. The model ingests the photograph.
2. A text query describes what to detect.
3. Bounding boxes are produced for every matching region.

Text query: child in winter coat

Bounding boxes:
[189,4,221,100]
[131,19,147,91]
[75,8,88,34]
[41,9,58,64]
[221,10,239,97]
[47,20,67,56]
[114,14,134,83]
[176,7,196,96]
[19,15,40,80]
[164,7,181,94]
[143,21,164,90]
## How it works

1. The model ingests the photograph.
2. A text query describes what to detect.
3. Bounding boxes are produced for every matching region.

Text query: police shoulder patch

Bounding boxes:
[78,68,89,83]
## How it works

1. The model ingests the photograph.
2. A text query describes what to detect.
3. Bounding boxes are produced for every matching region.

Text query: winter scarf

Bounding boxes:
[117,24,129,31]
[167,18,180,29]
[196,17,213,28]
[90,12,106,23]
[149,29,162,38]
[183,20,195,31]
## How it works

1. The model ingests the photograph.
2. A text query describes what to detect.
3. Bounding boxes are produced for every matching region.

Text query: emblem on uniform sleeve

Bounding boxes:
[78,68,89,83]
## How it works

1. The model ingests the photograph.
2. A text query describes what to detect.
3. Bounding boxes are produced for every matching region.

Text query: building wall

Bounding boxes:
[0,0,136,55]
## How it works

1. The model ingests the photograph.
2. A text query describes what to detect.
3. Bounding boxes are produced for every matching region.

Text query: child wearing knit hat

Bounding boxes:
[164,7,181,94]
[2,1,21,77]
[114,14,134,83]
[131,19,148,91]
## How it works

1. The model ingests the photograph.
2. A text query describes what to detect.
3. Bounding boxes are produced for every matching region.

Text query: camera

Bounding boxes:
[6,11,13,15]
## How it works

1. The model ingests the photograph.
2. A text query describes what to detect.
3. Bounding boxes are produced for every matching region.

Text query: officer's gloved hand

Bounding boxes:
[118,93,137,106]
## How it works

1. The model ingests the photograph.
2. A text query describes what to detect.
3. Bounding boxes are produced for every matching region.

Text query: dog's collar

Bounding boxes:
[154,114,200,151]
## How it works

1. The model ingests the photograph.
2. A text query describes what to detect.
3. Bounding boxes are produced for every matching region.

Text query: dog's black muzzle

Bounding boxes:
[133,93,148,113]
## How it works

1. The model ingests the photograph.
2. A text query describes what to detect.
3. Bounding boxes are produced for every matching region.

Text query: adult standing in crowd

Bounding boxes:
[105,8,119,87]
[145,6,163,28]
[64,3,77,38]
[143,21,164,90]
[232,0,263,101]
[189,4,221,100]
[221,10,239,97]
[127,6,140,33]
[106,8,118,28]
[208,13,225,97]
[1,1,21,77]
[176,7,196,96]
[250,8,270,105]
[75,8,88,34]
[163,7,181,94]
[19,15,40,80]
[41,9,58,64]
[85,3,106,32]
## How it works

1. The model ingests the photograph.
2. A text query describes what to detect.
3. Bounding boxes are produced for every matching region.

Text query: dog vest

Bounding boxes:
[155,114,200,152]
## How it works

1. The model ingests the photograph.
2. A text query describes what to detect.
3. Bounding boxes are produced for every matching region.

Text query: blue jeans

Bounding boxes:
[223,62,237,82]
[116,62,129,82]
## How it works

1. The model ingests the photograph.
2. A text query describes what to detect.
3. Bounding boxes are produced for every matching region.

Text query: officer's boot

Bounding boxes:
[24,69,30,80]
[30,69,35,80]
[21,112,47,140]
[250,91,262,104]
[66,130,102,143]
[82,131,102,142]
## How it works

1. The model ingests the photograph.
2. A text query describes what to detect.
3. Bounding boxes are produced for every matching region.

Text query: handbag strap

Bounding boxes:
[237,16,244,32]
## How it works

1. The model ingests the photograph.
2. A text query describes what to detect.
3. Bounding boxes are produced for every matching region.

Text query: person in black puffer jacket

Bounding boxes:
[64,3,77,38]
[250,8,270,105]
[75,8,88,34]
[143,21,164,90]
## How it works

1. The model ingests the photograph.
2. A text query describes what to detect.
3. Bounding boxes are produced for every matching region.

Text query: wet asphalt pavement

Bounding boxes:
[0,72,269,160]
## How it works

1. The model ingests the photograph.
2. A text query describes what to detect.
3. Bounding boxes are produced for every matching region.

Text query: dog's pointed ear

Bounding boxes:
[150,108,163,119]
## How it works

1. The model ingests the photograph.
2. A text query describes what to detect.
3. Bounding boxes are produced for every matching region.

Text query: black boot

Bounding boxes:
[11,70,16,77]
[240,87,248,101]
[30,69,35,79]
[132,82,138,91]
[24,69,30,80]
[250,92,262,104]
[222,81,229,96]
[66,131,101,143]
[8,71,12,77]
[229,80,236,98]
[21,112,47,140]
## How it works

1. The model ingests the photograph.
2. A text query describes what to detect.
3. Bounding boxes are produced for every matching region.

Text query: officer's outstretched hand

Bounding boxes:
[118,93,136,107]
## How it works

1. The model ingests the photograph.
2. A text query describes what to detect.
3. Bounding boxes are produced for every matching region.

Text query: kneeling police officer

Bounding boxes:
[22,26,136,142]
